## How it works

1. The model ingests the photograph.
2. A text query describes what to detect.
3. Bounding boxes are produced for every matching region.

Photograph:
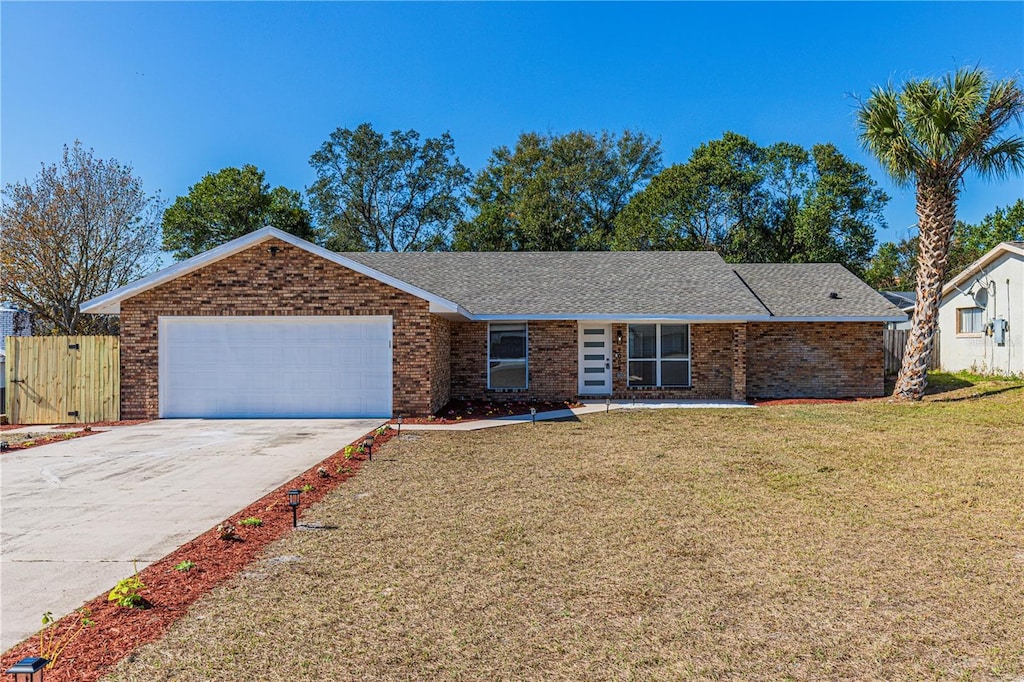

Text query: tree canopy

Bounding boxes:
[0,142,161,334]
[865,199,1024,290]
[162,164,313,260]
[614,132,888,275]
[858,66,1024,399]
[308,123,470,252]
[453,130,662,251]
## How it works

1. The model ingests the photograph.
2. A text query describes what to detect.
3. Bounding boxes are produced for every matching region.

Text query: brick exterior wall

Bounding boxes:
[450,321,745,403]
[608,323,739,400]
[450,320,578,402]
[119,238,434,419]
[745,322,884,398]
[429,316,451,413]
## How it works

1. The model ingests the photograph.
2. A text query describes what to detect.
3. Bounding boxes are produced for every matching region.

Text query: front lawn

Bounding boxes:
[108,380,1024,680]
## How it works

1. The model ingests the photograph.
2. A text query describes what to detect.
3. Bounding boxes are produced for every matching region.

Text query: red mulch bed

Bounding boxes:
[0,420,150,432]
[0,426,395,681]
[398,398,583,424]
[0,429,99,453]
[752,397,877,406]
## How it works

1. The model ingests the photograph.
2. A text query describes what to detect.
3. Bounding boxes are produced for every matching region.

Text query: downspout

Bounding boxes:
[1007,278,1013,376]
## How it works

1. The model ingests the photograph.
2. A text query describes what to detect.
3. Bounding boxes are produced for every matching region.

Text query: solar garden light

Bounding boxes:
[530,406,537,425]
[605,396,611,413]
[5,657,49,681]
[288,489,301,528]
[0,441,8,452]
[396,415,403,437]
[363,435,375,461]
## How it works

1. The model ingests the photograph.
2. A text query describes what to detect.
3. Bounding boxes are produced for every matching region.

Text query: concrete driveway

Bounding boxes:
[0,418,383,651]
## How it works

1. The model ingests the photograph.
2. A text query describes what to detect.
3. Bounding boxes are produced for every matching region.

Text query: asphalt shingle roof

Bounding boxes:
[344,252,902,320]
[344,251,766,317]
[733,263,906,318]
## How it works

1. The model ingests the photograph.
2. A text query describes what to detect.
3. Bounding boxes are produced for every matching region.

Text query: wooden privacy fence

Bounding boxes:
[883,328,940,374]
[4,335,119,424]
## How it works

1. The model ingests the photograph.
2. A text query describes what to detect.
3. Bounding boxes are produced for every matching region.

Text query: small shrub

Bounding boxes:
[239,517,263,527]
[40,608,94,668]
[301,483,314,493]
[317,466,329,478]
[108,563,146,608]
[337,464,354,475]
[173,559,196,572]
[343,445,356,460]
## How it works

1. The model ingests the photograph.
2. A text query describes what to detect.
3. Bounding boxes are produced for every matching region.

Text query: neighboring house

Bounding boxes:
[0,302,32,412]
[938,241,1023,376]
[80,227,905,419]
[880,291,914,330]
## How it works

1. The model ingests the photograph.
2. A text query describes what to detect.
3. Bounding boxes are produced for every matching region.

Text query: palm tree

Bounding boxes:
[858,67,1024,400]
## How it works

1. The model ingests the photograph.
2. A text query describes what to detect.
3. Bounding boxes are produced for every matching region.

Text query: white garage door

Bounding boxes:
[159,316,392,418]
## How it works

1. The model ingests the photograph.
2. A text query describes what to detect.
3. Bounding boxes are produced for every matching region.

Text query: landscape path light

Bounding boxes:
[364,435,375,461]
[605,396,611,413]
[396,415,403,437]
[5,657,49,681]
[530,406,537,425]
[288,489,301,528]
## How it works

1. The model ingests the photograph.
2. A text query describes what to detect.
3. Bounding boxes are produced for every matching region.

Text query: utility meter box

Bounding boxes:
[992,317,1008,346]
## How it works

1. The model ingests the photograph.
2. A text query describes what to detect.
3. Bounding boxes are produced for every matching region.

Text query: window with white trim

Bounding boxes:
[627,324,690,387]
[956,307,984,335]
[488,323,528,389]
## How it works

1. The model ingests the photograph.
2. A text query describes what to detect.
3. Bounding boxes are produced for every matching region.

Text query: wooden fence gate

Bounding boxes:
[4,335,119,424]
[883,329,941,375]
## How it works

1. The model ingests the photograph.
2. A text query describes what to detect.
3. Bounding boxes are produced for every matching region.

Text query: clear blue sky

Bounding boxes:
[3,2,1022,248]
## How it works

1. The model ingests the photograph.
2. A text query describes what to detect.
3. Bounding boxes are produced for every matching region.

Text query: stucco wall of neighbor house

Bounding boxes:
[938,252,1023,376]
[745,322,885,398]
[429,316,452,413]
[119,238,434,419]
[450,320,578,402]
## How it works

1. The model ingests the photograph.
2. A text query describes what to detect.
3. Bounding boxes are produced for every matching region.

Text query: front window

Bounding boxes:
[957,307,984,335]
[628,324,690,387]
[489,323,527,389]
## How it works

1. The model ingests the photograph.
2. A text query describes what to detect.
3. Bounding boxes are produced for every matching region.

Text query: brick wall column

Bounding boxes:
[731,323,747,401]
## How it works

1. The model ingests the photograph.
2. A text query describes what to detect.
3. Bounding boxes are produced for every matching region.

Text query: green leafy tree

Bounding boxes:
[614,132,887,275]
[948,198,1024,274]
[858,67,1024,399]
[613,133,760,251]
[308,123,470,252]
[454,130,661,251]
[162,165,313,260]
[863,237,920,290]
[866,199,1024,290]
[0,141,160,334]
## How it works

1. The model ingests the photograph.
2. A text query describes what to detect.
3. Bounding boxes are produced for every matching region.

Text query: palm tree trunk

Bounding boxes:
[893,182,958,400]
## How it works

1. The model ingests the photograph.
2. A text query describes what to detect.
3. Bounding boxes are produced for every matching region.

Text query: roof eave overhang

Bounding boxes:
[469,313,771,322]
[762,315,908,323]
[80,227,464,315]
[941,242,1024,298]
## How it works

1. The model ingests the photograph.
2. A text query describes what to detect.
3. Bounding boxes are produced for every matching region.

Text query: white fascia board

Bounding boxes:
[941,242,1024,297]
[472,313,772,322]
[80,226,463,315]
[763,315,908,323]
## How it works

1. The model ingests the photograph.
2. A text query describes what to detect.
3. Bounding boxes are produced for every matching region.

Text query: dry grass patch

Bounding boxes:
[108,385,1024,680]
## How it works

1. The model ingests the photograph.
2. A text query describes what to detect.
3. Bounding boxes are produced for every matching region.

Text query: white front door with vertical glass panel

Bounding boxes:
[578,323,612,395]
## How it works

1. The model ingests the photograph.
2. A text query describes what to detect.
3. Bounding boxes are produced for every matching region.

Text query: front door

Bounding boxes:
[578,323,612,395]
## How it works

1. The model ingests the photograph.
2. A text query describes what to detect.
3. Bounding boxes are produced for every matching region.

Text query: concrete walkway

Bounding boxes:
[0,418,382,651]
[402,399,753,431]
